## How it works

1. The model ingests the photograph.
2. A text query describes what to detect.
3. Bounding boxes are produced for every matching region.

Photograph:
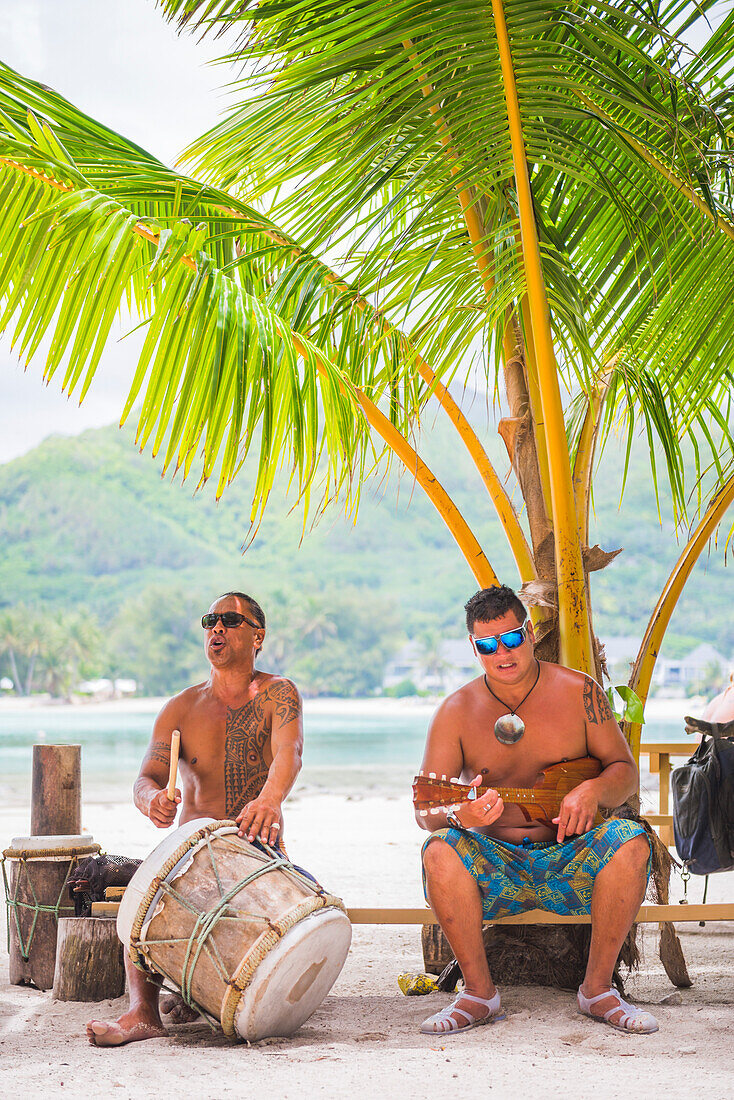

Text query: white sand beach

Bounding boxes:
[1,785,733,1100]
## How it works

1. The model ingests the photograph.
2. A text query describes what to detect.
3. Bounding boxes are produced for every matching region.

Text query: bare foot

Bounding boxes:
[86,1010,167,1047]
[160,993,198,1024]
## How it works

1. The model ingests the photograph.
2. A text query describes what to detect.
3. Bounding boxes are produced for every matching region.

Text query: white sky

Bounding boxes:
[0,0,729,463]
[0,0,229,462]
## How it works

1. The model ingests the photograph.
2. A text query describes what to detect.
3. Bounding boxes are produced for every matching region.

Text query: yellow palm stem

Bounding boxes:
[490,0,593,673]
[572,366,615,545]
[352,390,500,588]
[415,361,535,582]
[2,157,498,590]
[402,45,552,582]
[625,472,734,759]
[402,40,498,306]
[517,292,553,517]
[573,94,734,244]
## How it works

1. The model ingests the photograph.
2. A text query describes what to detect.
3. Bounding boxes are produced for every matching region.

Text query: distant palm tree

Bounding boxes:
[0,609,24,694]
[0,0,732,759]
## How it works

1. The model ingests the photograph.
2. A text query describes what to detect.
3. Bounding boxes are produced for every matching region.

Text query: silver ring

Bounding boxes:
[271,822,281,830]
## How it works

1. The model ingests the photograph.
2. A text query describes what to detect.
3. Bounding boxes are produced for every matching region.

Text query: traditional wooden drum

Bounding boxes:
[3,833,100,990]
[117,818,351,1042]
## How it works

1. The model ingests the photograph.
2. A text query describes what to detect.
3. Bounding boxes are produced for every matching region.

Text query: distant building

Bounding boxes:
[383,638,476,694]
[384,634,733,697]
[652,643,732,692]
[76,678,138,700]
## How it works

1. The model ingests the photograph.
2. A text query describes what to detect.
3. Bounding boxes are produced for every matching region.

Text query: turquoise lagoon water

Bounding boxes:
[0,699,692,805]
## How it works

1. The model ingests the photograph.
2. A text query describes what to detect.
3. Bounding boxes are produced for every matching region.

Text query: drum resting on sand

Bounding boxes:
[117,818,351,1042]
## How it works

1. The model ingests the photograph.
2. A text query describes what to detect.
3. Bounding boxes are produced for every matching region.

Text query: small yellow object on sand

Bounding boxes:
[397,972,439,996]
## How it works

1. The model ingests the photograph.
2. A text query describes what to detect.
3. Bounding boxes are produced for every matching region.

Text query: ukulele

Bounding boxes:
[413,756,601,824]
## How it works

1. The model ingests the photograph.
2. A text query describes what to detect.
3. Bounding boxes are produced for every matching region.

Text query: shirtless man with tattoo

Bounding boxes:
[87,591,303,1047]
[417,585,658,1037]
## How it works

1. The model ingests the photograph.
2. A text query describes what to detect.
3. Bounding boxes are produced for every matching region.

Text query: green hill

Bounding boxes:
[0,416,730,695]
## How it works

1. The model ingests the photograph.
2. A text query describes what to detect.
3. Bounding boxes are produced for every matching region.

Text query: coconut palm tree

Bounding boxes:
[0,4,732,742]
[1,0,732,988]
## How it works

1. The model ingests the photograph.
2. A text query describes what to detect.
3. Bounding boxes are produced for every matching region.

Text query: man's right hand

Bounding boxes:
[147,787,181,829]
[452,775,504,829]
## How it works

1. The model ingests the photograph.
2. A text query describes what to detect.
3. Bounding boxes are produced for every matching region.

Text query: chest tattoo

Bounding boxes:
[224,696,270,816]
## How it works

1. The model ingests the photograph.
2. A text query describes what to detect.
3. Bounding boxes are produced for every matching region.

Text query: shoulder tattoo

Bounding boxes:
[583,676,615,725]
[148,740,171,766]
[267,679,301,724]
[224,697,269,817]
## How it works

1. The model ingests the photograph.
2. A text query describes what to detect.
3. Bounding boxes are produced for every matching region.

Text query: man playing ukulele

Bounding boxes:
[417,585,657,1036]
[87,591,303,1046]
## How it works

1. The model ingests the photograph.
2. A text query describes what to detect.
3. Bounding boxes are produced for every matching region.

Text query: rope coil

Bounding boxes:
[2,843,100,960]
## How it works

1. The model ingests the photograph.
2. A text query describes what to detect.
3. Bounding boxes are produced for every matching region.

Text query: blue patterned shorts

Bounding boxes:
[422,818,650,920]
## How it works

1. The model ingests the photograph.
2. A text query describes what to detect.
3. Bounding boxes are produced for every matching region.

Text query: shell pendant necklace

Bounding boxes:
[484,660,541,744]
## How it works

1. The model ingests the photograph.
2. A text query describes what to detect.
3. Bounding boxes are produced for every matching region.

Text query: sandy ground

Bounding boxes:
[1,791,733,1100]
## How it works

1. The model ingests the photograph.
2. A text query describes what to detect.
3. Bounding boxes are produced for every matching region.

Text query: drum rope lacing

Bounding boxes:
[128,821,346,1037]
[1,843,101,959]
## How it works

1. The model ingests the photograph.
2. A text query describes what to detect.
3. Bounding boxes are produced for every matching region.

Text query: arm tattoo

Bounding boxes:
[268,679,301,724]
[224,697,269,817]
[148,741,171,766]
[583,677,615,725]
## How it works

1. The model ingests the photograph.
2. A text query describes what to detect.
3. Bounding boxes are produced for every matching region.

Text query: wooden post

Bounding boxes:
[52,917,125,1001]
[31,744,81,835]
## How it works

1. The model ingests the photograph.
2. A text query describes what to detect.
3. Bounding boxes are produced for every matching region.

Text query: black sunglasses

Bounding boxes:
[201,612,259,630]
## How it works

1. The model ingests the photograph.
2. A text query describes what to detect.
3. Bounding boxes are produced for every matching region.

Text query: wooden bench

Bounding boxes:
[90,742,734,927]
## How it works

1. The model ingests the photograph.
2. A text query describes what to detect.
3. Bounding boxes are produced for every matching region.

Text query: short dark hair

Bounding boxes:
[464,585,526,633]
[217,592,265,654]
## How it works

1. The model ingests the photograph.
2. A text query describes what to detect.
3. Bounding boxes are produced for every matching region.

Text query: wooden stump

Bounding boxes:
[53,917,125,1001]
[31,744,81,836]
[421,923,452,975]
[7,859,76,990]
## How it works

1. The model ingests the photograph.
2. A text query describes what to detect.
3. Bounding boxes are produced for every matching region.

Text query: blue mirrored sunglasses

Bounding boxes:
[472,620,528,656]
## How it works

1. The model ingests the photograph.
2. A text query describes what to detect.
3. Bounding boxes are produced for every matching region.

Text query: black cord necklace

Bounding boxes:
[484,660,541,744]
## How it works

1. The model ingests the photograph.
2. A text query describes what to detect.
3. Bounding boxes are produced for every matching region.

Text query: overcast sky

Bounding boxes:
[0,1,728,463]
[0,0,230,462]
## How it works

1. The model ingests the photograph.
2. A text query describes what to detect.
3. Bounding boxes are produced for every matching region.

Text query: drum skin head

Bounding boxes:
[117,818,216,945]
[233,907,352,1042]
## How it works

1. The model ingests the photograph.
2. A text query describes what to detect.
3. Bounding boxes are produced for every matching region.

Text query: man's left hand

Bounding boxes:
[236,793,284,847]
[552,782,599,843]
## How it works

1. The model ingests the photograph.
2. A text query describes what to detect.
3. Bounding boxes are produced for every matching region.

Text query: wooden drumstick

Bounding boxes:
[167,729,181,802]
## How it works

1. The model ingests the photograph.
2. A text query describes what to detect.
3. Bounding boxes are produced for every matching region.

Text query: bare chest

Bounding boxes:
[459,697,588,787]
[179,695,274,811]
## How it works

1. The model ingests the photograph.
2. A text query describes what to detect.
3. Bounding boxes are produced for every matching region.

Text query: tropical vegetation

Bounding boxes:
[0,422,730,698]
[0,1,733,752]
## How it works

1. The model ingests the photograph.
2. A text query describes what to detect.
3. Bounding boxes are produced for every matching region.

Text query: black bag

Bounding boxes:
[672,733,734,875]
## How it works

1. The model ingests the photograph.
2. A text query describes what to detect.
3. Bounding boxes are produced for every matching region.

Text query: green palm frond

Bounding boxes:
[2,1,734,534]
[169,0,734,508]
[0,151,377,521]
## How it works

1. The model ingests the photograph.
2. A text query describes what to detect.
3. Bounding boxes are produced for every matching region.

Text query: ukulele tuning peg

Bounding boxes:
[428,772,436,779]
[440,774,447,781]
[418,769,424,777]
[419,809,428,817]
[429,807,440,815]
[450,777,460,784]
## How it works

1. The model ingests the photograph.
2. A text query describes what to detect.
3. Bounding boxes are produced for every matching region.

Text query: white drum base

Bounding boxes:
[234,907,352,1041]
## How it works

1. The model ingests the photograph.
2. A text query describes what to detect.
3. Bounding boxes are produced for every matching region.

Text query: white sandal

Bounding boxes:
[420,990,504,1035]
[577,987,659,1034]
